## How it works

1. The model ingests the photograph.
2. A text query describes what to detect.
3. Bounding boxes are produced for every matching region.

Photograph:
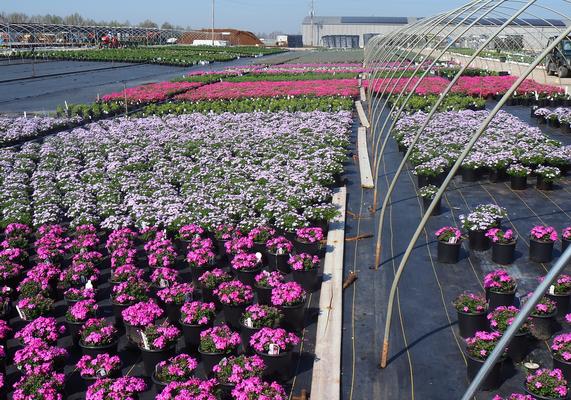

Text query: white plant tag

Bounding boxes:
[85,280,94,290]
[159,279,168,288]
[97,368,107,377]
[268,343,280,355]
[255,252,263,263]
[15,305,25,319]
[449,236,457,244]
[245,317,253,328]
[141,331,150,350]
[277,248,284,255]
[549,285,556,295]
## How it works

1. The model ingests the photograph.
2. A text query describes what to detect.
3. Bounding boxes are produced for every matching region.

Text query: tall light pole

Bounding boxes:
[212,0,215,46]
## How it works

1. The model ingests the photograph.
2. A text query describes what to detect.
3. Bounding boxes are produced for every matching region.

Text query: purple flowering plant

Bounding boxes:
[177,224,205,241]
[271,282,306,306]
[435,226,461,243]
[199,325,241,354]
[552,333,571,363]
[180,301,216,325]
[485,228,516,244]
[452,292,487,314]
[288,253,320,271]
[525,294,557,317]
[198,268,232,290]
[156,378,217,400]
[295,227,324,243]
[525,368,567,399]
[150,267,179,287]
[266,236,293,255]
[64,287,96,302]
[15,316,66,345]
[157,282,194,305]
[231,252,261,271]
[86,376,147,400]
[531,225,558,242]
[214,280,254,306]
[111,279,149,305]
[13,371,65,400]
[121,300,164,327]
[79,318,118,347]
[563,227,571,240]
[14,338,68,374]
[248,226,276,244]
[487,306,531,334]
[110,264,144,283]
[465,330,504,361]
[213,354,265,385]
[231,376,287,400]
[483,269,516,293]
[17,294,54,320]
[250,327,300,353]
[254,270,284,288]
[65,299,98,323]
[155,354,198,383]
[77,353,121,378]
[241,304,282,328]
[139,322,181,350]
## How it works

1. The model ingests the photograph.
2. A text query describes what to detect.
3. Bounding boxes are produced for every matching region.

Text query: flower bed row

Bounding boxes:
[101,81,204,105]
[0,116,81,146]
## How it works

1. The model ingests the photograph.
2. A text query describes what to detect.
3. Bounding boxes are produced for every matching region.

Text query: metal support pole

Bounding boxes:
[379,22,571,369]
[212,0,215,46]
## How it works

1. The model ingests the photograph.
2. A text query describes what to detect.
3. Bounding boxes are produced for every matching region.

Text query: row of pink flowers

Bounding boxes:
[102,81,203,103]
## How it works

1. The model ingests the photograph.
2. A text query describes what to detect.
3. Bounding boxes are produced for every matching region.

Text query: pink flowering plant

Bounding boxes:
[531,225,558,242]
[552,333,571,363]
[199,325,241,354]
[288,253,320,271]
[77,353,121,378]
[266,236,293,255]
[14,338,68,373]
[214,224,236,241]
[231,376,287,400]
[487,306,531,334]
[177,224,205,241]
[156,378,217,400]
[144,231,178,269]
[110,264,144,283]
[248,226,276,244]
[452,292,487,314]
[106,228,138,252]
[122,300,164,327]
[213,354,265,385]
[66,299,98,323]
[214,280,254,306]
[155,354,198,383]
[157,282,194,305]
[465,331,504,361]
[198,268,232,290]
[58,262,100,290]
[254,272,283,290]
[250,327,300,353]
[186,239,216,268]
[13,372,65,400]
[525,368,568,399]
[17,294,54,320]
[271,282,306,306]
[224,235,253,255]
[64,287,96,302]
[180,301,216,325]
[547,274,571,295]
[86,376,147,400]
[525,295,557,317]
[295,227,324,243]
[563,227,571,241]
[150,267,179,288]
[0,260,24,282]
[486,228,516,244]
[0,319,12,341]
[15,316,66,345]
[79,318,118,346]
[139,322,181,350]
[435,227,461,243]
[111,279,149,305]
[241,304,282,328]
[110,248,137,269]
[17,277,51,298]
[484,270,516,293]
[492,394,534,400]
[231,252,261,271]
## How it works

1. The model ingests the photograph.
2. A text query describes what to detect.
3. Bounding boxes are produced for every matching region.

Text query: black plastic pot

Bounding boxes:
[466,354,503,390]
[563,238,570,253]
[457,310,487,339]
[292,269,319,292]
[553,355,571,383]
[164,302,182,325]
[462,168,479,183]
[529,238,554,263]
[468,230,491,251]
[66,319,85,345]
[223,302,251,330]
[233,267,261,288]
[547,292,570,318]
[191,264,215,286]
[255,284,273,305]
[524,386,566,400]
[140,346,175,376]
[294,239,321,256]
[201,287,223,311]
[280,301,306,331]
[267,252,290,273]
[491,241,516,265]
[199,349,236,377]
[530,311,557,340]
[489,168,508,183]
[216,382,235,400]
[422,197,441,216]
[506,331,529,363]
[151,372,168,392]
[79,339,119,358]
[437,240,461,264]
[417,174,429,188]
[215,239,229,260]
[256,350,293,382]
[81,369,120,390]
[111,301,133,327]
[537,176,555,191]
[181,320,213,353]
[487,288,516,311]
[510,175,527,190]
[240,321,261,355]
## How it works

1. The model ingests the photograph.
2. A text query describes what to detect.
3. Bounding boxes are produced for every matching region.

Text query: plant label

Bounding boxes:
[255,252,263,263]
[549,285,555,295]
[449,236,457,244]
[159,279,168,288]
[98,368,107,377]
[268,343,280,355]
[15,305,25,319]
[245,317,253,328]
[141,331,150,350]
[85,280,94,290]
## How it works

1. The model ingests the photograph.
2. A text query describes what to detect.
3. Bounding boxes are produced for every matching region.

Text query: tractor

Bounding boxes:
[546,36,571,78]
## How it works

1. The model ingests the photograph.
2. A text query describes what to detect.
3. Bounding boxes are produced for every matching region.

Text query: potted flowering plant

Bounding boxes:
[266,236,294,273]
[4,223,32,249]
[179,301,216,352]
[16,294,54,321]
[64,286,96,307]
[240,304,283,354]
[465,331,505,390]
[254,270,285,305]
[213,224,236,258]
[563,227,571,252]
[294,227,324,255]
[199,325,241,376]
[77,353,121,385]
[14,338,68,373]
[289,253,320,291]
[413,157,447,187]
[17,277,51,299]
[546,274,571,317]
[474,204,508,226]
[157,282,194,323]
[248,225,276,255]
[177,224,205,248]
[198,268,232,309]
[65,299,98,344]
[460,211,497,251]
[57,262,100,293]
[0,320,11,348]
[551,333,571,382]
[152,354,198,391]
[0,260,24,289]
[186,238,216,285]
[271,281,306,331]
[487,306,532,362]
[138,322,181,376]
[524,368,568,400]
[145,232,178,269]
[122,300,164,346]
[15,316,65,345]
[530,225,558,263]
[213,355,265,399]
[250,327,300,382]
[224,235,253,257]
[418,184,441,216]
[231,252,262,287]
[110,279,149,326]
[215,280,254,330]
[525,294,557,340]
[157,378,217,400]
[461,158,484,182]
[110,247,137,270]
[108,264,143,290]
[79,318,119,357]
[13,372,66,400]
[486,228,517,265]
[435,226,462,263]
[507,164,531,190]
[484,269,517,311]
[535,165,561,191]
[150,267,179,293]
[452,292,487,338]
[86,376,147,400]
[231,377,286,400]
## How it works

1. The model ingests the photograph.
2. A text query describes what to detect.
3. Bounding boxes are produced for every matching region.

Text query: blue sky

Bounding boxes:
[2,0,468,34]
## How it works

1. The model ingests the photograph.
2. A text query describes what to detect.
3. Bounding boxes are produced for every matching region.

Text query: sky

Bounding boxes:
[2,0,469,34]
